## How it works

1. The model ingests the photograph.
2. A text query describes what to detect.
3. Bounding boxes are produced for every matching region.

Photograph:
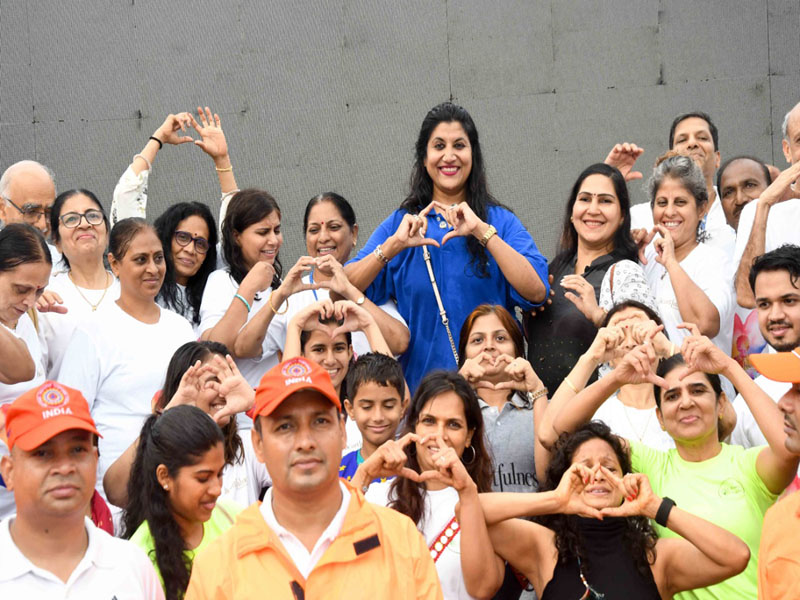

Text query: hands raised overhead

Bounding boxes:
[604,142,645,182]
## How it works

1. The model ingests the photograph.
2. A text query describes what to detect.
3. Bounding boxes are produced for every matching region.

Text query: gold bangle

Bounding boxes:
[268,292,289,315]
[480,224,497,247]
[215,165,233,172]
[564,377,579,394]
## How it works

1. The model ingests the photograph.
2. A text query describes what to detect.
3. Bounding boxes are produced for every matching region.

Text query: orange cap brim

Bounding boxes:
[749,349,800,383]
[12,420,102,452]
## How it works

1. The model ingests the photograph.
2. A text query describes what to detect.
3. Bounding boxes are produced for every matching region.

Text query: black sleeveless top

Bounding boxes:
[541,517,661,600]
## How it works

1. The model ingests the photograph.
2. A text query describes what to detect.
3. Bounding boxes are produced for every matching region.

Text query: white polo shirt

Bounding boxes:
[0,517,164,599]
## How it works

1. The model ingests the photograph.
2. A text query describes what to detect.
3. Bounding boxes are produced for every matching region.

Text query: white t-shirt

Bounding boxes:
[630,187,736,257]
[199,269,279,388]
[733,198,800,272]
[366,482,476,600]
[221,434,271,508]
[0,517,164,599]
[642,242,734,356]
[592,393,674,451]
[56,302,194,487]
[38,271,121,377]
[730,375,792,449]
[0,313,46,407]
[263,274,408,359]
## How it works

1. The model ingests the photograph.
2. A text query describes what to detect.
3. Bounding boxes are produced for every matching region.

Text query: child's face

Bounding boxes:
[345,381,405,449]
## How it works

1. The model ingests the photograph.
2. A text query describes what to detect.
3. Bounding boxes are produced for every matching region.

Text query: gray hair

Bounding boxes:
[0,160,56,199]
[782,102,800,141]
[647,154,708,210]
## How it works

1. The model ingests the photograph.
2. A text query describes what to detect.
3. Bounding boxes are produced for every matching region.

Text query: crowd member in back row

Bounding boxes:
[731,245,800,449]
[345,102,549,393]
[619,111,735,255]
[0,224,51,519]
[753,348,800,599]
[185,357,443,599]
[639,154,734,369]
[733,100,800,309]
[0,160,60,263]
[237,192,410,361]
[459,304,547,493]
[123,406,241,600]
[58,218,194,492]
[0,382,163,599]
[524,163,639,395]
[37,189,120,377]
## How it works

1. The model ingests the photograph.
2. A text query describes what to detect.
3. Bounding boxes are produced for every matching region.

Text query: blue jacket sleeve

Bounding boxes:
[492,207,550,309]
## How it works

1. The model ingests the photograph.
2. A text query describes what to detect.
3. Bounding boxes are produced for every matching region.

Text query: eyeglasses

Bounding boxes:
[4,197,52,223]
[59,209,105,229]
[174,230,210,254]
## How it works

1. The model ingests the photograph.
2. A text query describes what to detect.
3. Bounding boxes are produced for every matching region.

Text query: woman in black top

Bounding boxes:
[525,164,638,393]
[480,421,749,599]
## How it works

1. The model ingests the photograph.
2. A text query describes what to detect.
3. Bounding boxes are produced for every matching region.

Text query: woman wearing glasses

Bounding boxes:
[153,203,217,333]
[37,190,120,376]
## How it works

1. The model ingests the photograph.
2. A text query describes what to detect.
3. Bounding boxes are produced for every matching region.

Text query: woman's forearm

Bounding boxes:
[550,374,621,439]
[458,487,505,598]
[666,260,720,337]
[483,232,546,303]
[478,490,562,525]
[233,301,277,359]
[538,354,600,449]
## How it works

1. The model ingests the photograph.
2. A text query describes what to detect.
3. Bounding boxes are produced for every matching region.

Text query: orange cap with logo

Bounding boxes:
[254,357,341,418]
[2,381,101,451]
[750,347,800,383]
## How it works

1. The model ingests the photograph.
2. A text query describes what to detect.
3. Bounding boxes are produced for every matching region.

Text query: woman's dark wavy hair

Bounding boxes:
[154,340,243,465]
[388,370,493,525]
[457,304,524,368]
[221,189,282,289]
[0,223,51,272]
[538,421,657,577]
[400,102,507,278]
[154,203,218,325]
[122,405,224,600]
[551,163,637,276]
[49,189,109,271]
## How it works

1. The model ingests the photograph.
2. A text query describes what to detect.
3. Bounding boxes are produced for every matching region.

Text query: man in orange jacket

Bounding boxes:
[185,356,443,599]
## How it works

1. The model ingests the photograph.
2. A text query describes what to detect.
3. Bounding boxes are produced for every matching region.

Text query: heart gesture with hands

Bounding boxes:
[492,356,544,394]
[356,433,439,486]
[330,300,374,339]
[586,326,626,365]
[612,334,668,389]
[426,434,476,493]
[162,360,214,412]
[203,354,255,424]
[292,299,336,333]
[313,255,358,298]
[434,201,487,245]
[459,350,496,387]
[652,225,677,268]
[598,469,662,520]
[630,320,673,358]
[633,228,657,264]
[277,256,328,299]
[389,202,440,251]
[189,106,229,160]
[553,463,605,519]
[36,290,68,314]
[677,323,733,377]
[604,142,645,182]
[154,112,194,146]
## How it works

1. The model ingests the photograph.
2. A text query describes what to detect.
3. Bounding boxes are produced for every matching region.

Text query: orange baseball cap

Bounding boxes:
[3,381,101,451]
[254,357,341,418]
[750,348,800,383]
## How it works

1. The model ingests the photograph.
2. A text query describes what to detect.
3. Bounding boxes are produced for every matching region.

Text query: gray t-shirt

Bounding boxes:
[480,392,538,493]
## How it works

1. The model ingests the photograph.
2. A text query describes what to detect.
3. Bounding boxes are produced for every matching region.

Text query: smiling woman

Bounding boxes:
[57,218,195,486]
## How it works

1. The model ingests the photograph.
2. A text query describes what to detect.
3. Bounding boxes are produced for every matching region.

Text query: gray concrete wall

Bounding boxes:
[2,0,798,261]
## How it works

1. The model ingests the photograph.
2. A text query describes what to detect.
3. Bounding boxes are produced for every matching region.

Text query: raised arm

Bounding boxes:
[599,470,750,597]
[680,327,799,493]
[655,227,720,337]
[734,161,800,307]
[282,299,336,361]
[110,112,193,225]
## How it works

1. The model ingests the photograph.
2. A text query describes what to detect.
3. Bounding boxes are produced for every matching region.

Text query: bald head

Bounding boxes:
[0,161,56,237]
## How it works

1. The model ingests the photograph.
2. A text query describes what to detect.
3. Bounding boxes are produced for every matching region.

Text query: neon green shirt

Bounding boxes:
[130,498,242,593]
[630,441,777,600]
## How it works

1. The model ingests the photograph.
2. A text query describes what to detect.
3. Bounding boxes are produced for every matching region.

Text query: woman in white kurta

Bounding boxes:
[38,189,120,377]
[58,219,194,490]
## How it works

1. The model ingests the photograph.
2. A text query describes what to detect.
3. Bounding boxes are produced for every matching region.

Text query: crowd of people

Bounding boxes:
[0,98,799,599]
